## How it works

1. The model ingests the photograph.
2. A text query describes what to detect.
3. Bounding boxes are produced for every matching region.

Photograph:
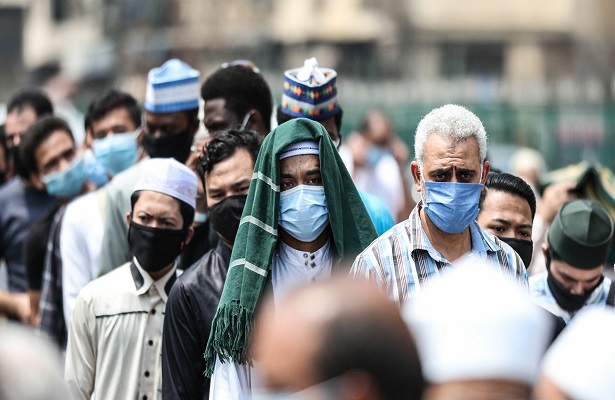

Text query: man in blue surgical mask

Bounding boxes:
[97,59,202,277]
[206,118,377,399]
[18,116,96,343]
[60,89,143,330]
[351,104,528,304]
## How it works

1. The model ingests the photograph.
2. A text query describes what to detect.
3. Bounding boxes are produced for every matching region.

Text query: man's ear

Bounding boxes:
[541,243,548,258]
[244,109,268,137]
[125,211,131,228]
[29,172,46,191]
[481,161,491,184]
[410,161,422,193]
[184,226,195,245]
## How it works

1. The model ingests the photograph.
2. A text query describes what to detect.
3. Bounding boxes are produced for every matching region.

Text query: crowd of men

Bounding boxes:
[0,56,613,400]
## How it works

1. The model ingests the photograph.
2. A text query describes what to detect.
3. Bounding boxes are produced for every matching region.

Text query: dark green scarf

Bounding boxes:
[204,118,378,374]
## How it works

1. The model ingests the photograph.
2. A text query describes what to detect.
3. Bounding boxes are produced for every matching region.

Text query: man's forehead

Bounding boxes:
[92,108,135,128]
[134,190,181,209]
[423,133,481,164]
[280,154,320,173]
[145,110,185,124]
[5,107,36,129]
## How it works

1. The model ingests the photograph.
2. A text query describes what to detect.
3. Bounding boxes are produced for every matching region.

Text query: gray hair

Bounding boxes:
[414,104,487,168]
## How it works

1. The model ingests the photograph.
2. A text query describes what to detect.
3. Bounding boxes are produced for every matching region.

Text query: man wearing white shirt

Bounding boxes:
[61,89,141,327]
[204,118,377,399]
[65,158,197,400]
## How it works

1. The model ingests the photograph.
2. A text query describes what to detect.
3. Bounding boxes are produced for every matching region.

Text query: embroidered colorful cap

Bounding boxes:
[548,199,614,269]
[144,59,200,114]
[133,158,198,209]
[281,58,340,120]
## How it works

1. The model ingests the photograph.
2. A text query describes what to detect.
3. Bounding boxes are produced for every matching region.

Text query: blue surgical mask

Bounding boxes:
[279,185,329,242]
[92,132,138,176]
[194,211,208,224]
[41,155,86,199]
[422,177,484,234]
[83,149,108,188]
[366,146,389,166]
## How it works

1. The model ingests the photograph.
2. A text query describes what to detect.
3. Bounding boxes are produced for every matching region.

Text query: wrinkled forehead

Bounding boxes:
[423,133,482,164]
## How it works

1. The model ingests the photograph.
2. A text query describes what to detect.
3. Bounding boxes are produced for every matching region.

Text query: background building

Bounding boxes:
[1,0,614,170]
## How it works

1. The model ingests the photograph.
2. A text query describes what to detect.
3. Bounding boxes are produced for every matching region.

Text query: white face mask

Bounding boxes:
[278,185,329,242]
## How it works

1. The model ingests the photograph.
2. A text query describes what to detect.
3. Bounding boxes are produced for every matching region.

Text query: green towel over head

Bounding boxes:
[204,118,378,375]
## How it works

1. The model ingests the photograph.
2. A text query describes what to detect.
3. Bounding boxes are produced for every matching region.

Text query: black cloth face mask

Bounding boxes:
[545,253,603,312]
[142,127,193,163]
[498,237,533,269]
[128,220,188,273]
[208,194,248,245]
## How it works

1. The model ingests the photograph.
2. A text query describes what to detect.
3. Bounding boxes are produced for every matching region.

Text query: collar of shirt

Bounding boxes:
[277,239,332,270]
[131,257,177,302]
[411,203,492,261]
[216,239,232,266]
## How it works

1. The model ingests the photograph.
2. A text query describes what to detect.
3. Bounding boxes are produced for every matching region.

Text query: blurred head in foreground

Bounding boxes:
[536,307,615,400]
[404,261,554,400]
[252,276,424,400]
[0,323,68,400]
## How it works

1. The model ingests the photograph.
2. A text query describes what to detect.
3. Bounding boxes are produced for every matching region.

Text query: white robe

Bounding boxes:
[209,240,333,399]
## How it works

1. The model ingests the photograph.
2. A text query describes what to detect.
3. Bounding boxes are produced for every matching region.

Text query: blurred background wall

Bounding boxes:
[1,0,614,170]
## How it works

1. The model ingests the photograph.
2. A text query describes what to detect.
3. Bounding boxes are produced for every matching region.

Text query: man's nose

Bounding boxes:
[570,281,585,295]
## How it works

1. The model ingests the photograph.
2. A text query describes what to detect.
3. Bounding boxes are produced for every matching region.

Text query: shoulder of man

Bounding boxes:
[79,262,133,300]
[105,160,145,197]
[177,247,229,297]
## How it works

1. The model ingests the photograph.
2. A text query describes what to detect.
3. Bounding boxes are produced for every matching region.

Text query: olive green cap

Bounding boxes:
[549,199,614,269]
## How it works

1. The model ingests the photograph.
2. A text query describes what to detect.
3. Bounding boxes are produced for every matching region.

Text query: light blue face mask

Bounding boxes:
[422,177,484,234]
[83,149,108,188]
[279,185,329,242]
[92,132,138,176]
[41,154,86,199]
[366,146,390,166]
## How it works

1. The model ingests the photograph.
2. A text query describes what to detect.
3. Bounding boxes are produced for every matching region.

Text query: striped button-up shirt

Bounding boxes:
[350,204,528,305]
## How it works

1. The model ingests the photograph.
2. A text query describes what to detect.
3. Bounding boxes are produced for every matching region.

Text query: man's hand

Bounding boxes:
[0,291,32,324]
[537,181,578,224]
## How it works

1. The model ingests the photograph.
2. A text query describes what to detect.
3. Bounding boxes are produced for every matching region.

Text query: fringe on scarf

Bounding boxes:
[203,302,254,377]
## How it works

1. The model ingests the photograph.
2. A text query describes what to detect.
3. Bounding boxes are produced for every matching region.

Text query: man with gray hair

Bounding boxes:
[351,104,527,303]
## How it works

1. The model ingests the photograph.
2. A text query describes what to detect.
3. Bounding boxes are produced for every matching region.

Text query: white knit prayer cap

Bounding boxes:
[404,259,553,385]
[541,307,615,400]
[133,158,198,209]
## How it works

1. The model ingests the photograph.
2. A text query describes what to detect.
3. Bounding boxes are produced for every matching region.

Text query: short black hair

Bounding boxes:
[197,129,262,187]
[85,89,141,132]
[18,116,74,179]
[201,65,273,131]
[276,105,344,137]
[130,191,194,230]
[479,172,537,219]
[7,89,53,118]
